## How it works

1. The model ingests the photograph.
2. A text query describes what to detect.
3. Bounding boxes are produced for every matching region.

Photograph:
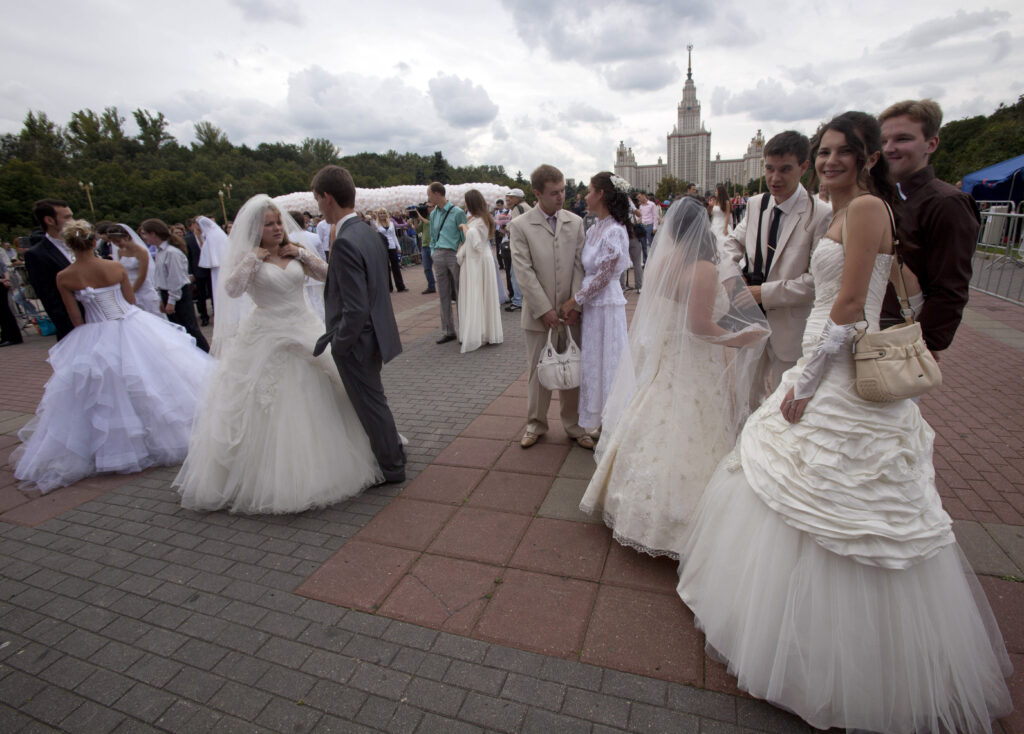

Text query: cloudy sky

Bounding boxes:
[1,0,1020,185]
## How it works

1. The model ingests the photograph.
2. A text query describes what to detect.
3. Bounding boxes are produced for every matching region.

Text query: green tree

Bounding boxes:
[431,151,449,183]
[193,121,231,152]
[655,175,688,200]
[133,109,173,152]
[300,137,339,167]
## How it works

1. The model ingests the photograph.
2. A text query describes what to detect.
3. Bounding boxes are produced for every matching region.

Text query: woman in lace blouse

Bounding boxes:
[560,172,632,432]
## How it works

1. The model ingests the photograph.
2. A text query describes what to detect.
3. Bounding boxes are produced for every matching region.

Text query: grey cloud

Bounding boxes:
[230,0,303,26]
[713,78,839,124]
[492,121,509,141]
[604,60,678,92]
[511,0,710,64]
[919,84,945,100]
[562,102,617,124]
[880,9,1010,52]
[427,74,499,128]
[991,30,1012,62]
[783,64,825,86]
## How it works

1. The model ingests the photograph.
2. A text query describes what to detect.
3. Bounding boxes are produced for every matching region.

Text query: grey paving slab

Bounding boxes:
[0,307,838,734]
[537,476,603,523]
[954,520,1023,576]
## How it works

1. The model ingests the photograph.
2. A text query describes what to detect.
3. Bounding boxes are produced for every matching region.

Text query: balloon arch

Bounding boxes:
[273,183,510,215]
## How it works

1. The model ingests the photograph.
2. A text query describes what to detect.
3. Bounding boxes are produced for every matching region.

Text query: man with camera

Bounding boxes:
[721,131,831,405]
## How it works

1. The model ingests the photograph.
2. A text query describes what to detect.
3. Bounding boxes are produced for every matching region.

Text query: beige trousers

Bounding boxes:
[524,326,585,438]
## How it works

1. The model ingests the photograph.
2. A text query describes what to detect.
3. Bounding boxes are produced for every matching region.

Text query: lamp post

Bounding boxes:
[218,190,227,224]
[221,182,233,199]
[78,181,95,218]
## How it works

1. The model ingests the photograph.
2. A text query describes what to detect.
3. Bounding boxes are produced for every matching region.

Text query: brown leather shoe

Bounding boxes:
[520,431,540,449]
[575,434,595,450]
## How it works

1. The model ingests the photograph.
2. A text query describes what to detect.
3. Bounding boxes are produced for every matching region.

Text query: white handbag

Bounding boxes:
[536,326,581,391]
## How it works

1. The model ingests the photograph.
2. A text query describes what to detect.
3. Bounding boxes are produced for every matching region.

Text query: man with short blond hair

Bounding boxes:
[879,98,978,354]
[509,165,591,450]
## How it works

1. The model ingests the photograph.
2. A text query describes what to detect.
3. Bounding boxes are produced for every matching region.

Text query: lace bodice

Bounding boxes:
[576,218,630,307]
[801,237,893,352]
[76,285,134,322]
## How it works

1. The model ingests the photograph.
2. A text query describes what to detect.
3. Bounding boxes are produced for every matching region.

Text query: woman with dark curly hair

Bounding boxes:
[559,172,632,433]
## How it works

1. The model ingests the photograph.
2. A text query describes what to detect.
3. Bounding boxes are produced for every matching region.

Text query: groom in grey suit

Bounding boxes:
[312,165,405,484]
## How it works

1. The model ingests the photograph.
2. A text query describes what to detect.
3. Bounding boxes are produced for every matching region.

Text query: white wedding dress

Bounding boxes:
[676,238,1012,732]
[118,253,164,318]
[174,254,382,514]
[12,285,212,492]
[709,205,730,249]
[581,287,741,558]
[576,217,631,429]
[457,218,503,353]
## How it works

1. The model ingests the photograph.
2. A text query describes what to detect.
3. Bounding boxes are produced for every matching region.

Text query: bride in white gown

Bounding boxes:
[106,223,164,318]
[579,196,768,557]
[13,220,212,492]
[174,195,382,514]
[675,112,1011,732]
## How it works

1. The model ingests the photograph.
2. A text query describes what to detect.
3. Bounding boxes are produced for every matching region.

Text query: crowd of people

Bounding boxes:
[3,97,1013,732]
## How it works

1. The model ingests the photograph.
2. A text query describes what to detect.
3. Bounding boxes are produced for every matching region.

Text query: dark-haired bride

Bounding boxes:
[676,112,1011,733]
[174,195,382,514]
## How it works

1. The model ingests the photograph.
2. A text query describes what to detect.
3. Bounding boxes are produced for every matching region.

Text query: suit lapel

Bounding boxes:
[771,195,807,267]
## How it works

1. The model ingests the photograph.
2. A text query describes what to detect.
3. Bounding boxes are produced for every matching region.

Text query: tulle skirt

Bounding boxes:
[457,250,503,354]
[578,303,628,429]
[676,458,1013,733]
[12,311,213,492]
[174,306,382,514]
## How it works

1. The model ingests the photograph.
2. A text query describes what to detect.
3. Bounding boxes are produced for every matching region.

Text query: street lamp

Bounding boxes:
[78,181,95,218]
[221,182,233,199]
[218,190,228,224]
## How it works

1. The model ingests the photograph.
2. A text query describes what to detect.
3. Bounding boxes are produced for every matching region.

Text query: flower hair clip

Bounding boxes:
[610,175,631,194]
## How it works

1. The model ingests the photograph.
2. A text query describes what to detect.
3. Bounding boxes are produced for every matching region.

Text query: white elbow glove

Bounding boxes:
[792,318,855,400]
[907,291,924,318]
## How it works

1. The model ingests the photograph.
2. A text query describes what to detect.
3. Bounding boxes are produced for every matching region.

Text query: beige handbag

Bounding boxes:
[536,326,581,391]
[849,205,941,402]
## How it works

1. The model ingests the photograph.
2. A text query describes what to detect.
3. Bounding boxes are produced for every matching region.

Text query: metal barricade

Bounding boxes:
[970,205,1024,304]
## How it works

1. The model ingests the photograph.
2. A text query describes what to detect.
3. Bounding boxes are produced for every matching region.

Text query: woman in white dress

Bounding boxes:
[707,183,732,250]
[676,112,1012,732]
[104,223,165,318]
[456,189,503,353]
[579,196,769,557]
[174,195,382,514]
[559,172,632,432]
[12,220,213,493]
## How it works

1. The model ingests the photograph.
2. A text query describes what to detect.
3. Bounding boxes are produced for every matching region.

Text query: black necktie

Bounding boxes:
[764,206,782,275]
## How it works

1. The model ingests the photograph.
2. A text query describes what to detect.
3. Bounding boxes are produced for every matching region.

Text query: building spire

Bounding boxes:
[686,43,693,81]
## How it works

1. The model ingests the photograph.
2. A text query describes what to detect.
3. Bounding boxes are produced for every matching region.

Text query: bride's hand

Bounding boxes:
[279,244,301,259]
[255,247,271,261]
[780,387,810,424]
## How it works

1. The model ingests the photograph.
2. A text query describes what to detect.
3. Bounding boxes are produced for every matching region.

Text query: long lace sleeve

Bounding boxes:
[575,224,628,305]
[296,247,328,282]
[224,251,263,297]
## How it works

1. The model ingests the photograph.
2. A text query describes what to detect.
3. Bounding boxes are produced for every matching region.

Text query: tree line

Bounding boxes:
[0,107,524,240]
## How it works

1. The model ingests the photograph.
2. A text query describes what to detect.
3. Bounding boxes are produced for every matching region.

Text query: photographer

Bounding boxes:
[409,205,435,294]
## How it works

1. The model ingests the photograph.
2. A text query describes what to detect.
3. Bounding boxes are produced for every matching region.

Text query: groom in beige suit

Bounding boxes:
[510,164,592,450]
[722,131,832,405]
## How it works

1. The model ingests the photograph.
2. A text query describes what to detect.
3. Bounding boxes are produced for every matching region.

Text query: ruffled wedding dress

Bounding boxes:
[12,285,212,492]
[457,218,503,353]
[676,238,1012,732]
[174,255,382,513]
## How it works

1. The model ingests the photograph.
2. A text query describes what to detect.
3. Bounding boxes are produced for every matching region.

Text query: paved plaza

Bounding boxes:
[0,264,1021,733]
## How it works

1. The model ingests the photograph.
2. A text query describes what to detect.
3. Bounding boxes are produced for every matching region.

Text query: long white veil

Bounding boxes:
[210,194,322,356]
[196,217,228,269]
[599,196,770,457]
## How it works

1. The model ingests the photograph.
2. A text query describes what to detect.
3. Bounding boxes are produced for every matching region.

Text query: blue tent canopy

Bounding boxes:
[961,154,1024,203]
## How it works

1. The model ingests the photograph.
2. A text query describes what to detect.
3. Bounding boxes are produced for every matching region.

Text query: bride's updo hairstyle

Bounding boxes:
[62,219,97,252]
[809,111,898,209]
[666,195,718,264]
[590,171,632,228]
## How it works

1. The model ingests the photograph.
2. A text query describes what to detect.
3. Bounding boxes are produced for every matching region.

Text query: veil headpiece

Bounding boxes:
[598,196,770,458]
[211,194,319,356]
[111,223,150,263]
[196,217,229,269]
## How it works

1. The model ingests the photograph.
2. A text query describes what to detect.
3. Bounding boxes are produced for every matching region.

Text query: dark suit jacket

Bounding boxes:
[23,239,77,340]
[318,217,402,363]
[184,232,210,281]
